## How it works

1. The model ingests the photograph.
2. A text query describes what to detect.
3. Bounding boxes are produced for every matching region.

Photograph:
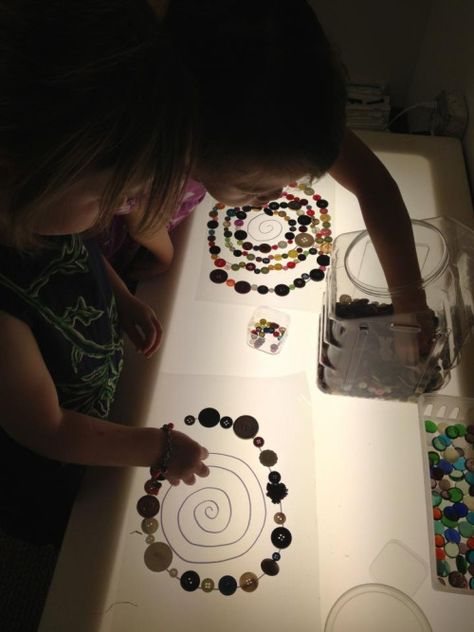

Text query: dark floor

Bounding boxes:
[0,528,58,632]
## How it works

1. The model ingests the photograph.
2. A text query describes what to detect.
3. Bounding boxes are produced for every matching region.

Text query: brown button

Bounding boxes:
[261,558,279,576]
[141,518,159,534]
[137,495,160,518]
[295,233,315,247]
[201,578,215,593]
[259,449,278,467]
[274,512,286,524]
[233,415,259,439]
[144,542,173,572]
[239,572,259,592]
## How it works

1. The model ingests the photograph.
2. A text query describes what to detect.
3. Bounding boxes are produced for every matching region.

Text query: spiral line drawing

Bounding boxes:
[247,213,283,241]
[160,453,267,564]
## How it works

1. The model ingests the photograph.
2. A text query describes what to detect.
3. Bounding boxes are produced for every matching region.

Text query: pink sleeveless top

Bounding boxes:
[99,178,206,264]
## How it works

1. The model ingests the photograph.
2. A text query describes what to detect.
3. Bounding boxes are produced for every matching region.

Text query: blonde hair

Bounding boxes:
[0,0,195,249]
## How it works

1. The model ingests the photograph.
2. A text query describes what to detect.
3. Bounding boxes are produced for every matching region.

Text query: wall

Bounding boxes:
[408,0,474,194]
[308,0,433,106]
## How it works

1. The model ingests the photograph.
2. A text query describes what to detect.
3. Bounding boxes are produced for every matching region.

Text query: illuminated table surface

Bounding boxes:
[40,132,474,632]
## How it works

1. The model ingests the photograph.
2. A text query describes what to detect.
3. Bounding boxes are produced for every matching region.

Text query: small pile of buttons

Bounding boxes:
[136,408,291,595]
[208,181,332,296]
[248,317,287,354]
[423,415,474,591]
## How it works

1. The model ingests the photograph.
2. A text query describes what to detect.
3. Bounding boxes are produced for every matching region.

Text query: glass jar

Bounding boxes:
[317,217,474,401]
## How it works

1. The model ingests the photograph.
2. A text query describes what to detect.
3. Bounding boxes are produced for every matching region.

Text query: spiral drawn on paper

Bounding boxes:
[247,213,283,241]
[160,453,267,564]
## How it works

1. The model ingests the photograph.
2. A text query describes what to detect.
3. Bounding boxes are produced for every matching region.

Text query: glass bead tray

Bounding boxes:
[418,394,474,594]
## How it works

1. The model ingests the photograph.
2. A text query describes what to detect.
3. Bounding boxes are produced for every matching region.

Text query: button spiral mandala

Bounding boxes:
[136,410,291,595]
[207,181,333,296]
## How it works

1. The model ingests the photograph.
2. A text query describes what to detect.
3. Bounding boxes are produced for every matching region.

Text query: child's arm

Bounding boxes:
[125,205,175,280]
[0,311,208,483]
[102,255,162,357]
[329,128,428,313]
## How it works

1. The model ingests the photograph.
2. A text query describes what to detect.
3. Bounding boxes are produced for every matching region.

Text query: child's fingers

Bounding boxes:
[140,316,159,356]
[127,323,147,352]
[145,314,163,356]
[182,473,197,485]
[196,462,210,478]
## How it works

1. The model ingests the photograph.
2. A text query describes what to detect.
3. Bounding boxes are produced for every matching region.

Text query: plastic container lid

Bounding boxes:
[324,583,432,632]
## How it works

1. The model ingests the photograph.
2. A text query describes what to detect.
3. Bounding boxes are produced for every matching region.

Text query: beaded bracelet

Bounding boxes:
[150,423,174,482]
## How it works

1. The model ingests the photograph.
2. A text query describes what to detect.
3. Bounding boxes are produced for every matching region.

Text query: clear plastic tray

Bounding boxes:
[418,394,474,593]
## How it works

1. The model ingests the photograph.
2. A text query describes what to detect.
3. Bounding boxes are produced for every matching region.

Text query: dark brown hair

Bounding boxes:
[164,0,347,180]
[0,0,195,248]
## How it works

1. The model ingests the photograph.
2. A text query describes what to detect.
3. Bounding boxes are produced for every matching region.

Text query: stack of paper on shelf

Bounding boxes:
[346,80,391,131]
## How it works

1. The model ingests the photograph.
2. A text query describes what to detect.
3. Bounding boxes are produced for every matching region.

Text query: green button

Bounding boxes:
[446,425,459,439]
[448,487,464,502]
[459,521,474,538]
[425,419,438,433]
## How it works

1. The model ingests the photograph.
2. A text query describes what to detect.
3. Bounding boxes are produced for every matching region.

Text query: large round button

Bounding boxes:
[310,268,325,281]
[137,495,160,518]
[210,269,228,284]
[180,570,200,592]
[144,542,172,572]
[235,280,251,294]
[275,284,290,297]
[218,575,238,596]
[259,450,278,467]
[198,407,221,428]
[295,233,315,247]
[271,527,292,549]
[233,415,259,439]
[239,572,259,593]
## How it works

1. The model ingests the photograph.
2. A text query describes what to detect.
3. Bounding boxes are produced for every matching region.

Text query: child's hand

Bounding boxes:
[392,291,436,366]
[117,294,162,357]
[164,429,210,486]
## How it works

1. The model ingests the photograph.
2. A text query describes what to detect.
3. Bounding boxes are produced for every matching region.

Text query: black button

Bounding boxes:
[297,215,311,226]
[198,407,221,428]
[210,269,228,284]
[233,415,259,439]
[257,285,269,295]
[209,246,221,255]
[285,232,295,240]
[218,575,238,596]
[259,243,271,254]
[310,268,325,281]
[261,558,280,575]
[271,527,292,549]
[269,202,280,210]
[317,254,330,266]
[275,284,290,297]
[184,415,195,426]
[288,201,301,210]
[294,278,305,288]
[269,471,281,483]
[236,211,247,220]
[234,230,247,241]
[316,199,328,208]
[235,281,251,294]
[137,495,160,518]
[220,416,233,429]
[207,220,218,229]
[180,570,200,592]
